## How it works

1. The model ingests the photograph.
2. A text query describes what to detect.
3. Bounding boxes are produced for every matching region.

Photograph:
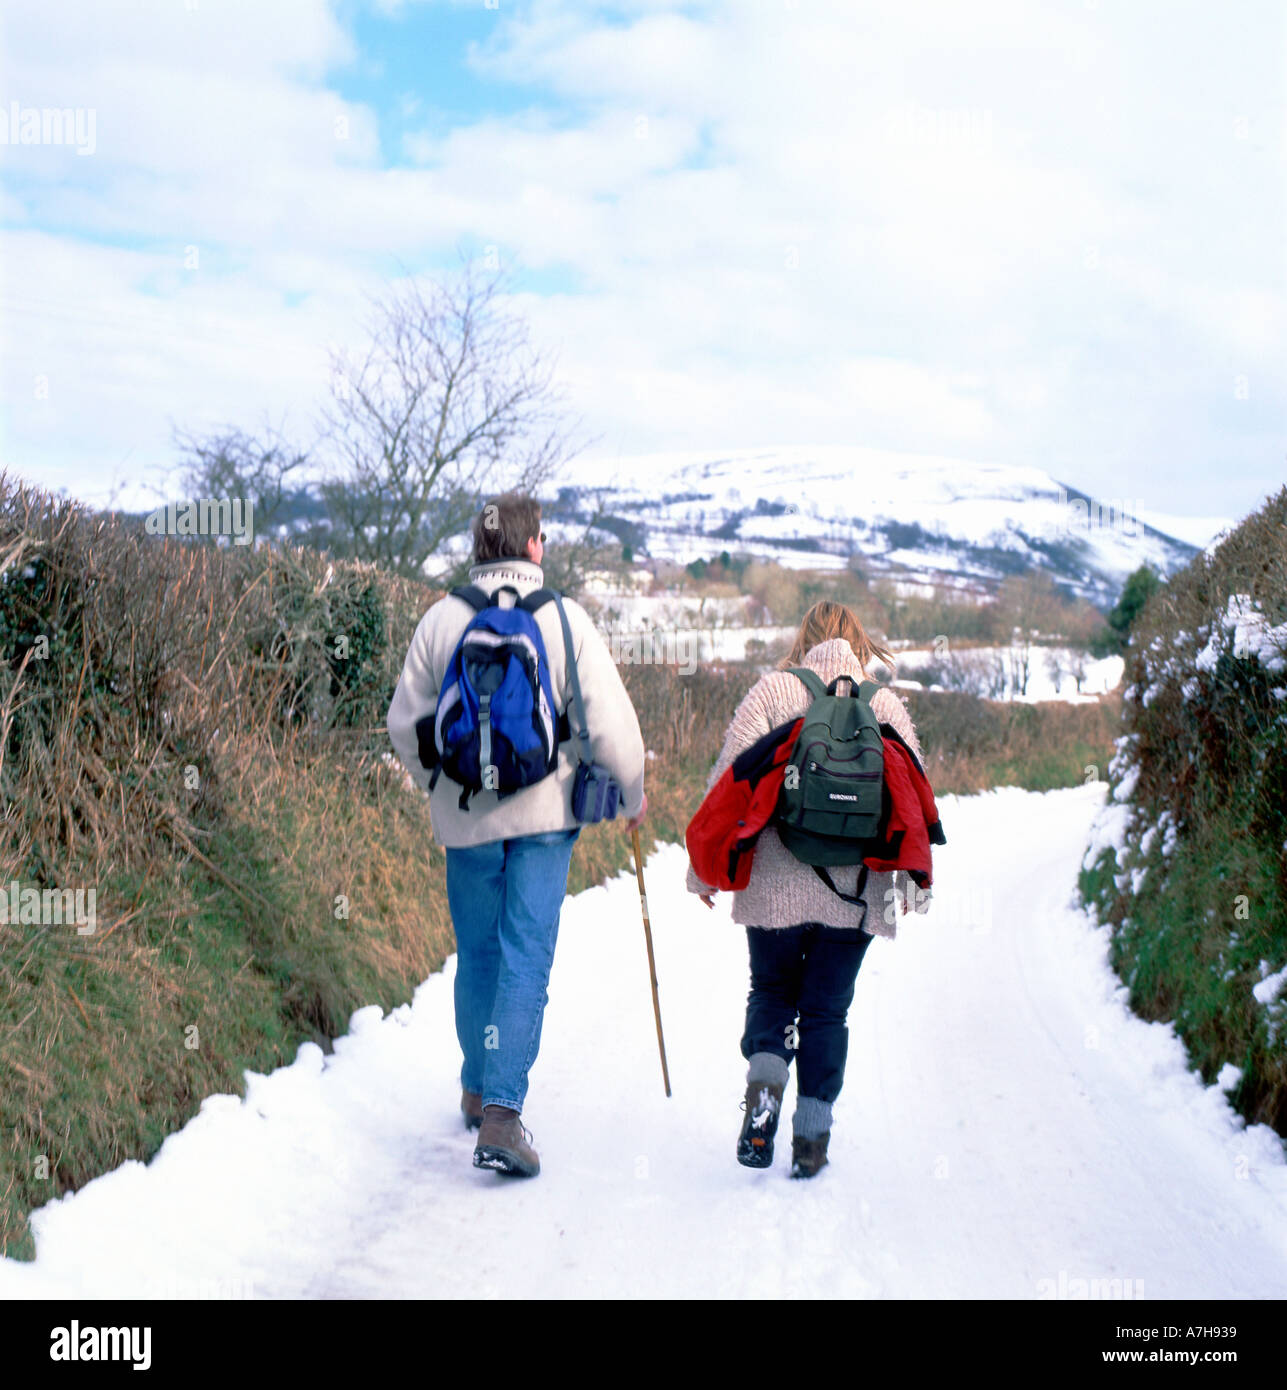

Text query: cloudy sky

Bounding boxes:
[0,0,1282,523]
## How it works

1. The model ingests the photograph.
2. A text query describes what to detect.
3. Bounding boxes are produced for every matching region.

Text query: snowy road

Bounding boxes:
[3,784,1286,1299]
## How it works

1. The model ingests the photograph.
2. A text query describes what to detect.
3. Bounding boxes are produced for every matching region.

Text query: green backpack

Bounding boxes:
[775,668,885,906]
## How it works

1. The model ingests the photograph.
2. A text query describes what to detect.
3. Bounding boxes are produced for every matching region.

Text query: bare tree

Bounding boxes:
[1044,646,1069,696]
[996,571,1063,643]
[320,263,581,577]
[1071,648,1089,693]
[1003,628,1032,697]
[173,421,310,536]
[998,572,1063,697]
[933,647,1008,699]
[536,490,629,596]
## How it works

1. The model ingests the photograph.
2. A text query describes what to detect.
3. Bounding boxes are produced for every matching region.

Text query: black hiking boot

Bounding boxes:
[737,1079,784,1168]
[473,1104,540,1177]
[790,1131,830,1179]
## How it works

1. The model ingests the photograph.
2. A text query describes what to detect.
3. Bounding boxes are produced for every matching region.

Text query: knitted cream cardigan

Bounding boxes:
[684,638,933,938]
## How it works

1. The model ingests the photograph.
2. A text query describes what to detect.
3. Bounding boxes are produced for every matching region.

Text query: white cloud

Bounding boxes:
[0,0,1281,518]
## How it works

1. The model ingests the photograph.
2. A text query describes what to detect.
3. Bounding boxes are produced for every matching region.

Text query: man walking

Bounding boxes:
[387,492,647,1177]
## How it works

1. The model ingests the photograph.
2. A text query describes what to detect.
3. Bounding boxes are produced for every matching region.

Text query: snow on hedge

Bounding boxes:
[1195,593,1287,679]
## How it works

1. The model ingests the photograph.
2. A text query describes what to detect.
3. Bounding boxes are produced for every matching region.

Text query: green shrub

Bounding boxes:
[1079,486,1287,1136]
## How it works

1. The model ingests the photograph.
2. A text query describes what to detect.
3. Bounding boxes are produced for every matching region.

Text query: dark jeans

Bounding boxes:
[740,923,873,1103]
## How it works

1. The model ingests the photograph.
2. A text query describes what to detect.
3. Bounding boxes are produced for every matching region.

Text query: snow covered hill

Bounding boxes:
[3,785,1285,1300]
[513,446,1213,609]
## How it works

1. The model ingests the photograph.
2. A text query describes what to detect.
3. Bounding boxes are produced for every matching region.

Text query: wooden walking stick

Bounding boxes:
[630,827,671,1097]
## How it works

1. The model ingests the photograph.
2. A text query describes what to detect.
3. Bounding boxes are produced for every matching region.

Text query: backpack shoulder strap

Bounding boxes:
[788,667,826,701]
[548,593,592,766]
[518,587,558,614]
[813,864,870,917]
[520,589,592,764]
[822,674,882,701]
[450,584,490,613]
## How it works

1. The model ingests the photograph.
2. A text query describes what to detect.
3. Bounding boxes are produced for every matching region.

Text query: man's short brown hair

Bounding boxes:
[472,492,542,564]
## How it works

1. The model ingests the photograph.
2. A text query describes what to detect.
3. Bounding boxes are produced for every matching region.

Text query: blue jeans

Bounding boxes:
[445,826,580,1114]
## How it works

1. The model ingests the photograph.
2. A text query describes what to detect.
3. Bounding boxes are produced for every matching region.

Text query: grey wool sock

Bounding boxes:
[746,1051,789,1089]
[793,1094,833,1139]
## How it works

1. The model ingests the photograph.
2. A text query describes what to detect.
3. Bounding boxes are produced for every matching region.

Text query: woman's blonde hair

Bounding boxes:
[775,599,895,679]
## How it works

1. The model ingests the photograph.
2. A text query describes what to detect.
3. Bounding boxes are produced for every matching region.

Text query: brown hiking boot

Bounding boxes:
[790,1131,830,1179]
[473,1104,540,1177]
[461,1089,484,1132]
[737,1079,785,1168]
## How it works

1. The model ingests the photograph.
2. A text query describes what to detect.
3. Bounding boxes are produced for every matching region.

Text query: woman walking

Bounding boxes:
[686,600,932,1178]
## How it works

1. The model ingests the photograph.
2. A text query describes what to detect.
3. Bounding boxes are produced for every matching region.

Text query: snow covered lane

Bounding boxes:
[2,784,1286,1299]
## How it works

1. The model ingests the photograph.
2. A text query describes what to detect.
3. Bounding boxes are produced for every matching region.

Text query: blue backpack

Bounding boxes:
[416,582,621,821]
[416,583,560,809]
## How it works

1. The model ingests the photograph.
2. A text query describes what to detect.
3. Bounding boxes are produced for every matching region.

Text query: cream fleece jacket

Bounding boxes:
[684,638,933,939]
[386,559,646,848]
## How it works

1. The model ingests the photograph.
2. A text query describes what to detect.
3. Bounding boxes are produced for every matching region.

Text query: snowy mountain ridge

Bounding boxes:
[540,445,1223,608]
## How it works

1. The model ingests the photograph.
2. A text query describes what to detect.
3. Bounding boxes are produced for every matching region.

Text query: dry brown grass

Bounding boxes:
[902,689,1123,795]
[0,476,444,1256]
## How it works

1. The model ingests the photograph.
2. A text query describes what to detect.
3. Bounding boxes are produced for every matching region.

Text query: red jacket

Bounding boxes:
[685,718,804,892]
[686,718,944,893]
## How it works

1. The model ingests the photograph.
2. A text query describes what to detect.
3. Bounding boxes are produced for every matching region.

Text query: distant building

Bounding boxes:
[581,566,652,595]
